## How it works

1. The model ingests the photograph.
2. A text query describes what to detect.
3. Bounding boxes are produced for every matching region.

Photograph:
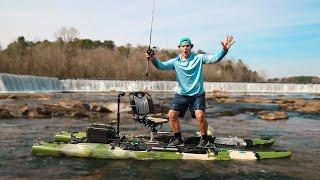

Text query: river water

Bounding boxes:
[0,93,320,179]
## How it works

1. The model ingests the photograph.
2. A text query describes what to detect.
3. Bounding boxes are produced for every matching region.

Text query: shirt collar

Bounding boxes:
[179,53,194,61]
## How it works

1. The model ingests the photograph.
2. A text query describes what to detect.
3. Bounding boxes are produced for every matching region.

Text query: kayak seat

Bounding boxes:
[129,92,169,142]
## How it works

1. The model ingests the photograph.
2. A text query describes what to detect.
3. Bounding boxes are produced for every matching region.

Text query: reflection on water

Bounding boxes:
[0,93,320,179]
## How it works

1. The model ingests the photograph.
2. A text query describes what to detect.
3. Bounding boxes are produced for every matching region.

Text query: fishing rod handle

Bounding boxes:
[145,59,149,77]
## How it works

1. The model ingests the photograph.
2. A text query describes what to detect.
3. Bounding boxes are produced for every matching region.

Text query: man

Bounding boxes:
[146,36,235,147]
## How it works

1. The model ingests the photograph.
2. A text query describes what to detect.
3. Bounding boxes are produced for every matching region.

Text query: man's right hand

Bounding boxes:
[146,48,155,61]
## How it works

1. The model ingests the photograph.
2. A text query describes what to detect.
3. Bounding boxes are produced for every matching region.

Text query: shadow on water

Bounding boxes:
[0,93,320,179]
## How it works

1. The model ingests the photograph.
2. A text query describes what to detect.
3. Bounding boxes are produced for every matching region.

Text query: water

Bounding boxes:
[0,73,62,92]
[2,73,320,94]
[0,93,320,179]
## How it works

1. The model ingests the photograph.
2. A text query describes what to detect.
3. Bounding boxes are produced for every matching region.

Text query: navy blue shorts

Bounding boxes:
[170,93,206,118]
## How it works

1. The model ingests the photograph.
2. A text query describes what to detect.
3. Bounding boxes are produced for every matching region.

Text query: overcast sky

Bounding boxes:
[1,0,319,78]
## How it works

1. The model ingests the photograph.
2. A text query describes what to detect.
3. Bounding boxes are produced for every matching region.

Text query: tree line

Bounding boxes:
[267,76,320,84]
[0,27,264,82]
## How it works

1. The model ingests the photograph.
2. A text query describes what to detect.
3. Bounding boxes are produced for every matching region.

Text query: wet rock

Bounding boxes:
[217,109,239,116]
[241,97,272,104]
[295,100,320,113]
[214,97,238,103]
[58,99,84,109]
[258,111,288,120]
[21,106,30,116]
[70,111,89,118]
[103,102,131,113]
[0,94,10,99]
[19,104,63,118]
[6,94,52,100]
[212,90,229,98]
[24,109,43,118]
[7,95,18,99]
[276,98,320,113]
[0,108,14,118]
[279,103,294,111]
[36,106,53,116]
[89,104,112,113]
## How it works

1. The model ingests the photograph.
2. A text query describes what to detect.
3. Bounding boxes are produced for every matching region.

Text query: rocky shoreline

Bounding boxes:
[211,91,320,120]
[1,92,320,120]
[0,93,170,120]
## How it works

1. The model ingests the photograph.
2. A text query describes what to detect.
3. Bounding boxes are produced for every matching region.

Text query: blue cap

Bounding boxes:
[179,37,192,46]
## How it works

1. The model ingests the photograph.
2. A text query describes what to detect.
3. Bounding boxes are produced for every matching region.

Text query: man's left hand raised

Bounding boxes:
[221,35,235,50]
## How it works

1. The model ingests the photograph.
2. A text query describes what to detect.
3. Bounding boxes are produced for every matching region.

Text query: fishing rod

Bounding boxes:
[146,0,156,77]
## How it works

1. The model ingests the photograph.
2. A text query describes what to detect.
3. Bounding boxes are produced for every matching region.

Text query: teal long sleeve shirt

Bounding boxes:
[152,49,228,96]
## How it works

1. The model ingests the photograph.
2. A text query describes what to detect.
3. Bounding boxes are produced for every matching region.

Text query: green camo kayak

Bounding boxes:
[32,142,291,161]
[54,131,275,147]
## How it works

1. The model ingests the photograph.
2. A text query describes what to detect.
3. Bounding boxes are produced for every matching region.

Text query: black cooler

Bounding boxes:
[86,124,118,144]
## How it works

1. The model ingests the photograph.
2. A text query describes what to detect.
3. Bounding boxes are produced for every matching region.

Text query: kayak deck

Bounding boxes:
[32,142,291,161]
[54,131,275,147]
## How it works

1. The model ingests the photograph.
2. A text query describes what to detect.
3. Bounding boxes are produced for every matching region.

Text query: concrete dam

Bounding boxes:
[1,73,319,94]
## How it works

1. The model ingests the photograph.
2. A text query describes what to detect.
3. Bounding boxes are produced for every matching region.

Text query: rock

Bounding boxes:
[58,99,84,109]
[241,97,272,104]
[217,109,239,116]
[36,106,53,116]
[70,111,89,118]
[0,108,14,118]
[295,100,320,113]
[103,102,131,113]
[23,108,41,118]
[37,98,51,101]
[89,104,112,113]
[258,111,288,120]
[6,94,52,100]
[216,97,238,103]
[279,103,294,111]
[21,106,30,116]
[8,95,18,99]
[0,94,10,99]
[212,90,229,98]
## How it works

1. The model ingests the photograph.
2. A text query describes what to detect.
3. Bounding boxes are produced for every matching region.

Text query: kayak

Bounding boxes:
[54,131,275,147]
[32,142,291,161]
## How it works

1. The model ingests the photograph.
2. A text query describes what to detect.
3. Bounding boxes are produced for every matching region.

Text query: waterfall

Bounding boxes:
[1,73,320,94]
[60,79,179,92]
[61,80,320,94]
[0,73,63,92]
[204,82,320,94]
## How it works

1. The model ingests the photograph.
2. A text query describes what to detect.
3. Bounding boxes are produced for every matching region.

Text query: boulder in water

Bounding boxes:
[89,103,112,113]
[0,108,14,118]
[58,99,84,109]
[258,111,288,120]
[103,102,131,113]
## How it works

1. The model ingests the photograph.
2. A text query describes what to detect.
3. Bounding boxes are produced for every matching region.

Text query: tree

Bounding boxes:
[197,49,206,54]
[102,40,115,50]
[54,26,79,42]
[118,45,130,58]
[0,43,2,51]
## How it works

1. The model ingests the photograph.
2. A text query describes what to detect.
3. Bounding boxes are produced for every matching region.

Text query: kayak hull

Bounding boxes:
[32,142,291,161]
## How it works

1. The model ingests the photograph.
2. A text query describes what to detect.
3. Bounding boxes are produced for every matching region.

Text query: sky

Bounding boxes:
[0,0,319,78]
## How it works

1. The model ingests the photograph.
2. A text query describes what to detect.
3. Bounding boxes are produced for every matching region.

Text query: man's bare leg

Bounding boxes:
[168,110,181,133]
[194,110,208,135]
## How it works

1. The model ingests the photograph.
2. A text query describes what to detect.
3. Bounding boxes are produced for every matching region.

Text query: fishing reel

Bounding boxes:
[146,46,157,55]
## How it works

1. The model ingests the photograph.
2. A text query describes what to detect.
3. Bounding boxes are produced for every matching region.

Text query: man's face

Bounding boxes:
[179,44,192,59]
